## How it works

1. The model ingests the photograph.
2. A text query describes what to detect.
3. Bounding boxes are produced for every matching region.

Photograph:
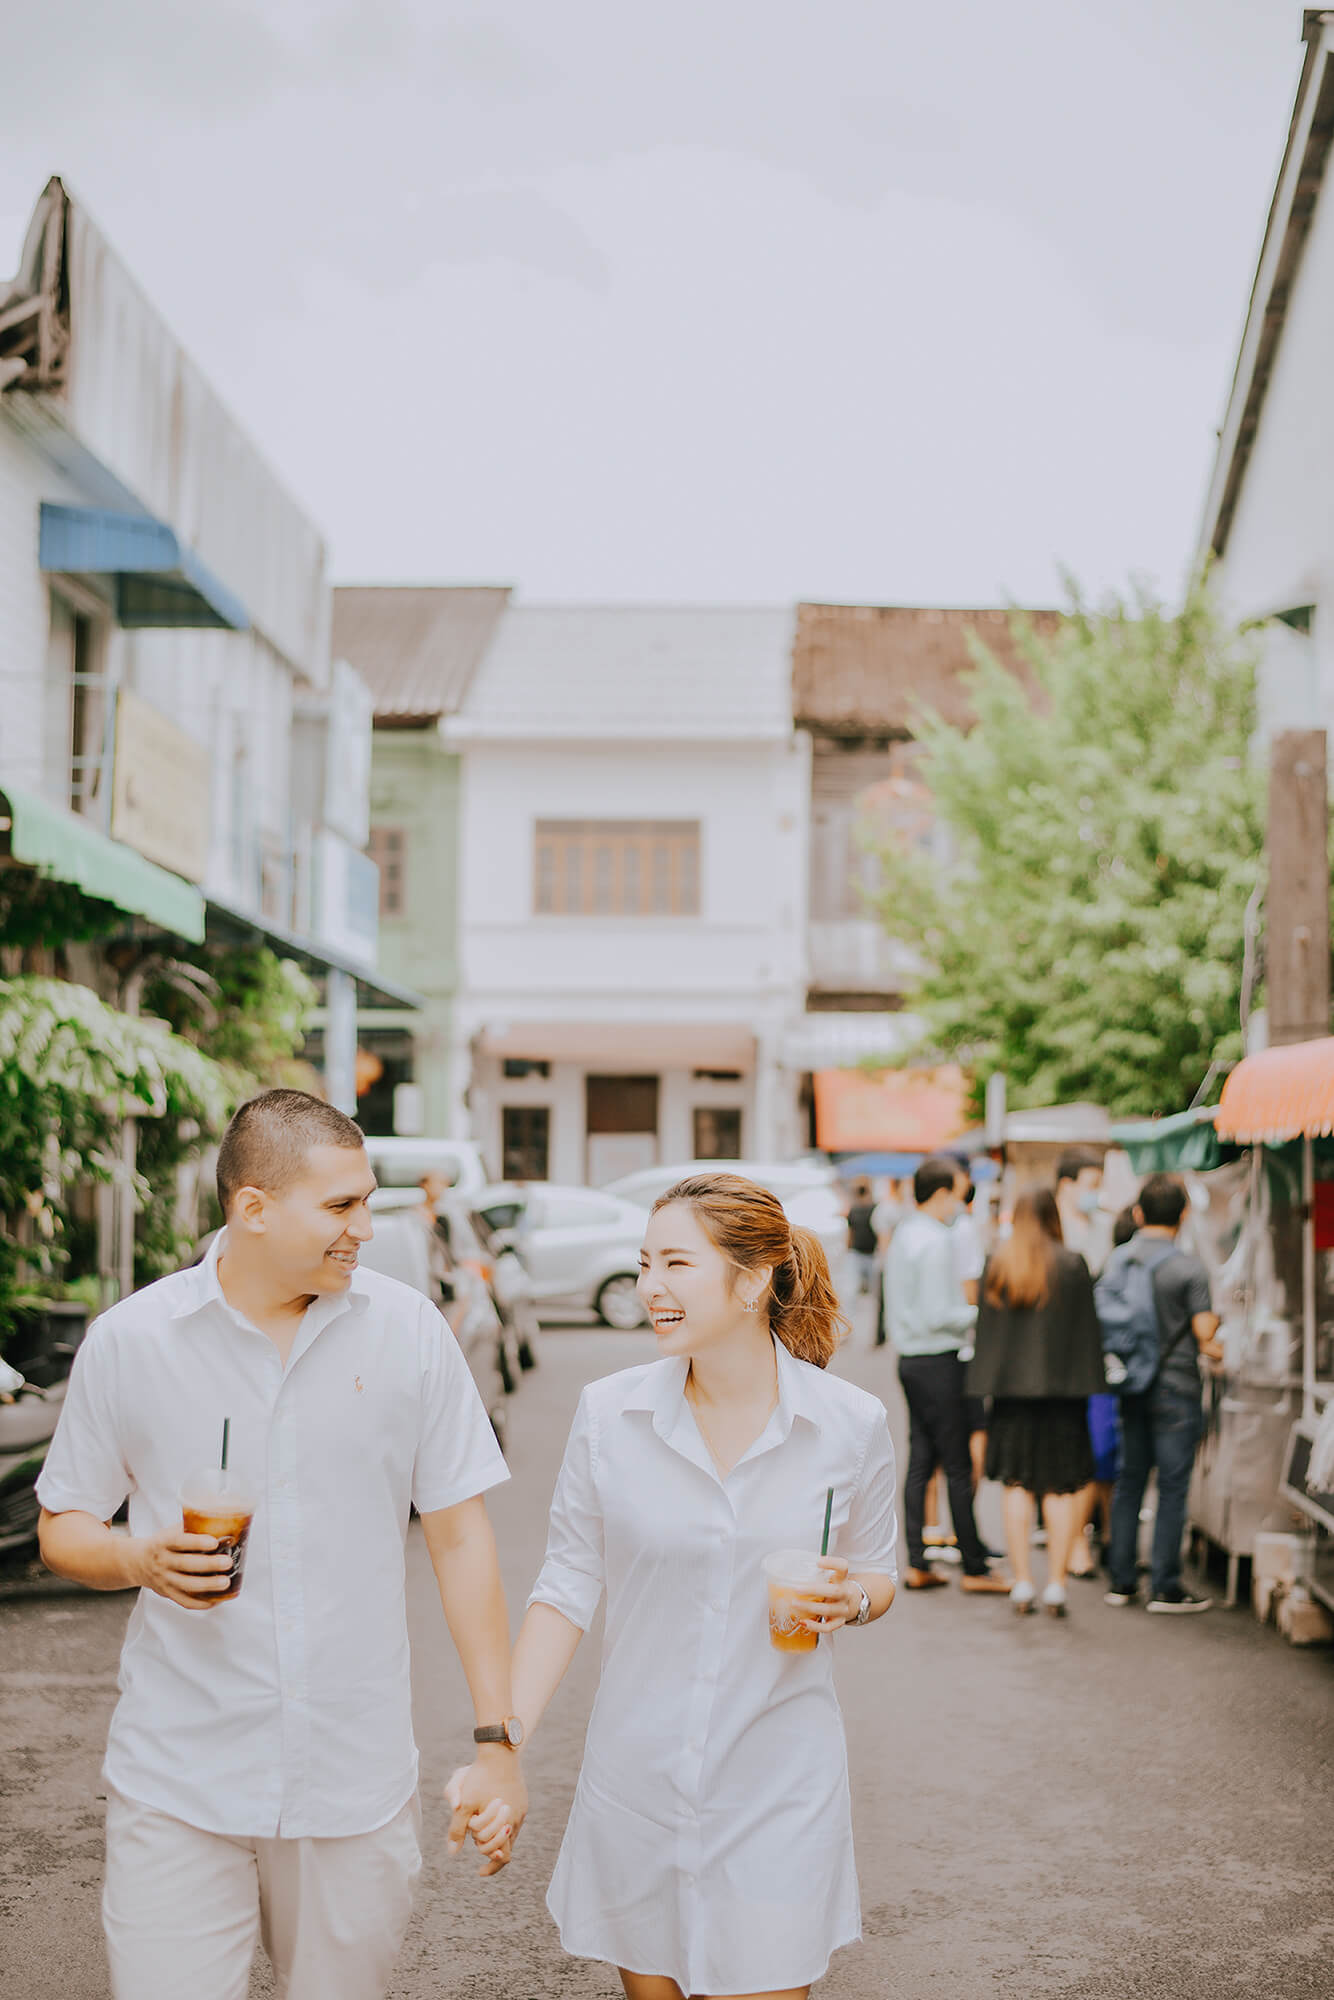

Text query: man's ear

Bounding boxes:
[230,1185,269,1235]
[1132,1205,1145,1227]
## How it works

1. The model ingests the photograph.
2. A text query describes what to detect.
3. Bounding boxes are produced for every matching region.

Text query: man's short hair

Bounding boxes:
[1138,1173,1188,1229]
[1056,1145,1103,1187]
[914,1155,961,1206]
[216,1090,365,1214]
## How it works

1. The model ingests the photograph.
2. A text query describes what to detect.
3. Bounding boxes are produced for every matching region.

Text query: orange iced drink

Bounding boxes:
[181,1472,256,1601]
[762,1549,829,1653]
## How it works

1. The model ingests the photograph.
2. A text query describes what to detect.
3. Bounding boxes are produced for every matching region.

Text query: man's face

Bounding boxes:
[245,1144,377,1295]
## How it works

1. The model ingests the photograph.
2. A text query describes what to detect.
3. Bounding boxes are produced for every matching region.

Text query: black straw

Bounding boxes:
[820,1485,834,1556]
[220,1418,231,1474]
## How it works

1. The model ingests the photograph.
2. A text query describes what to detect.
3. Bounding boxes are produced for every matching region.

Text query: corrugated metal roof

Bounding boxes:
[450,605,796,740]
[792,603,1062,735]
[331,586,512,723]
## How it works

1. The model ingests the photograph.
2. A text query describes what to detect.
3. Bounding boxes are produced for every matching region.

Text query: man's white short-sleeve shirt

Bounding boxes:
[36,1231,508,1839]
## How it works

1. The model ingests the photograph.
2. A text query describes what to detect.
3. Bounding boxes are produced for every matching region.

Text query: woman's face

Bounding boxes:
[637,1201,769,1359]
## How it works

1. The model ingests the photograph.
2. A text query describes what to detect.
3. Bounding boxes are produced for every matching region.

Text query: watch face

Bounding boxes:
[505,1716,525,1747]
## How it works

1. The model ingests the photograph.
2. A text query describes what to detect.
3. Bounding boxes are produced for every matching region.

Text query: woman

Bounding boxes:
[472,1173,897,2000]
[967,1189,1105,1617]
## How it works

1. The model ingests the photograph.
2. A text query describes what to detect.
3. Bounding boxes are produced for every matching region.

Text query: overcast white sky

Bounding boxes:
[0,0,1310,606]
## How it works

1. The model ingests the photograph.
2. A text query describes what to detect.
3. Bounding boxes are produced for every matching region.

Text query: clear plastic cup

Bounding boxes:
[762,1548,831,1653]
[180,1471,256,1602]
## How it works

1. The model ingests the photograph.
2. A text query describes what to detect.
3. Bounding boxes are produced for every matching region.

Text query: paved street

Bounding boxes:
[3,1325,1333,2000]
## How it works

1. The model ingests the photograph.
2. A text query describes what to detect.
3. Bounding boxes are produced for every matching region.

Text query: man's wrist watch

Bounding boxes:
[852,1583,871,1626]
[474,1716,525,1748]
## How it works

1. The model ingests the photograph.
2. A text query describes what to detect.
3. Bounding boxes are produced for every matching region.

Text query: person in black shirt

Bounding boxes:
[846,1179,879,1296]
[968,1190,1106,1616]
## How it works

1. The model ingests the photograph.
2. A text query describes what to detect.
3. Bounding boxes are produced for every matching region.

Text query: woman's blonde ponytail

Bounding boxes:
[768,1226,849,1368]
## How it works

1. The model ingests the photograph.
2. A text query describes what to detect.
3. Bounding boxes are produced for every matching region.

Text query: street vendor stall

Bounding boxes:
[1214,1038,1334,1615]
[1113,1093,1308,1605]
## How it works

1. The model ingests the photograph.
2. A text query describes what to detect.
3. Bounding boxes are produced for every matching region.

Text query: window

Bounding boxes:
[368,825,407,917]
[534,821,701,916]
[693,1107,742,1159]
[503,1058,551,1079]
[502,1106,550,1182]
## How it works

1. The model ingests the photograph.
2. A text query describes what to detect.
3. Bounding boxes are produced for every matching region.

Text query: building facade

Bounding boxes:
[1199,14,1334,740]
[445,606,810,1184]
[0,175,400,1114]
[332,586,511,1136]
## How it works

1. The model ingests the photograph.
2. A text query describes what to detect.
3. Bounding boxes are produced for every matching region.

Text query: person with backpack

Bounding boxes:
[1095,1174,1223,1614]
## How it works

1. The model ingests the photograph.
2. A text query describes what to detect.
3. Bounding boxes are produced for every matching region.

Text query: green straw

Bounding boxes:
[220,1418,231,1474]
[820,1485,834,1556]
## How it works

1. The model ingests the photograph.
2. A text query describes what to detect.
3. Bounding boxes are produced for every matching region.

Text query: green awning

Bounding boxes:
[0,784,205,941]
[1108,1103,1227,1173]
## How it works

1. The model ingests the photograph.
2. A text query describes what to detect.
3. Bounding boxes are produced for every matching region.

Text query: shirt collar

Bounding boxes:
[622,1332,825,1441]
[169,1227,370,1332]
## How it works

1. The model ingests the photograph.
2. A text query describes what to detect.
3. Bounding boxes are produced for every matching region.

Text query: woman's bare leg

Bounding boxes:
[1042,1491,1077,1588]
[1002,1484,1033,1585]
[692,1988,811,1999]
[620,1973,685,2000]
[1067,1482,1098,1573]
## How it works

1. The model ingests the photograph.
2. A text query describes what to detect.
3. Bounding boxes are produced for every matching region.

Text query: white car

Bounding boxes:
[475,1184,651,1330]
[602,1160,851,1277]
[362,1137,490,1201]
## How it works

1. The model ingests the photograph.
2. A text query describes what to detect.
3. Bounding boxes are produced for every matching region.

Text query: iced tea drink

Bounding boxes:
[181,1472,255,1601]
[762,1549,830,1653]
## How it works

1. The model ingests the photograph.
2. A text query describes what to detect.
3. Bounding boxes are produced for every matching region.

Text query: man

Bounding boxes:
[883,1155,1008,1593]
[846,1178,879,1296]
[1054,1145,1112,1276]
[38,1089,525,2000]
[1103,1173,1223,1614]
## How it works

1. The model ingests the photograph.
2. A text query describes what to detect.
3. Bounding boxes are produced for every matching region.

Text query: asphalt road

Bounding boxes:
[3,1321,1332,1999]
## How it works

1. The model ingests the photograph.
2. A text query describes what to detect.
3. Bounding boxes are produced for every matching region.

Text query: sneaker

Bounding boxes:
[1147,1586,1212,1615]
[1010,1581,1036,1616]
[1041,1583,1068,1618]
[1104,1586,1136,1607]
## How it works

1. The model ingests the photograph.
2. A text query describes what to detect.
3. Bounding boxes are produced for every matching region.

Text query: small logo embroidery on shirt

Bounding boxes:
[354,1376,364,1394]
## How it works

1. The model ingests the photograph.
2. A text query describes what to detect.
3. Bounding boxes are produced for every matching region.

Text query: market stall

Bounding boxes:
[1215,1038,1334,1614]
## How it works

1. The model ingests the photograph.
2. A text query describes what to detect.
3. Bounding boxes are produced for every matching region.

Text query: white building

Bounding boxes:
[445,606,810,1185]
[1199,13,1334,737]
[0,176,406,1107]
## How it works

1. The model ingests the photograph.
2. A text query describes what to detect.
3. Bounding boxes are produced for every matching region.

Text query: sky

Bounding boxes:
[0,0,1311,607]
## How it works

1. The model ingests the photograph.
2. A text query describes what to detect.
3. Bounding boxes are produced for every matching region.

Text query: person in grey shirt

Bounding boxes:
[883,1156,1008,1594]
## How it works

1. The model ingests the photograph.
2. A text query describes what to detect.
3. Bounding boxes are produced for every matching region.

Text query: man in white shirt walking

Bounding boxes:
[883,1156,1008,1594]
[37,1089,526,2000]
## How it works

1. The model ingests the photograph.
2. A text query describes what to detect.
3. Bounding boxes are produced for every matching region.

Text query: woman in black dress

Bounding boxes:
[967,1190,1106,1616]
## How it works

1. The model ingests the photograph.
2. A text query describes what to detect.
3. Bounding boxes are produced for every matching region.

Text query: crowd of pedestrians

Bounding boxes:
[872,1147,1222,1618]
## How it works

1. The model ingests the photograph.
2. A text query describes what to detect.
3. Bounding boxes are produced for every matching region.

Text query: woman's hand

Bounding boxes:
[444,1766,520,1877]
[792,1555,861,1633]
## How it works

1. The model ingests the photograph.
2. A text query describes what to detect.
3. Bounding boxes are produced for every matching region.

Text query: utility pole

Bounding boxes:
[1266,730,1330,1046]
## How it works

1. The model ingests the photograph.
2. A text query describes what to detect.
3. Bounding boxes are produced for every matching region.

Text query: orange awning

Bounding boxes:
[1215,1037,1334,1145]
[813,1065,968,1153]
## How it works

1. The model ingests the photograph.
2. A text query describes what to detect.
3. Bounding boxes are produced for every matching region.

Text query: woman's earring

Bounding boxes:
[742,1297,760,1313]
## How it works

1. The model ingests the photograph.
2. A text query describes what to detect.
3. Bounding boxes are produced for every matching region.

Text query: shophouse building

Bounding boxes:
[1198,12,1334,745]
[0,176,407,1117]
[788,601,1060,1151]
[445,605,809,1185]
[331,585,511,1135]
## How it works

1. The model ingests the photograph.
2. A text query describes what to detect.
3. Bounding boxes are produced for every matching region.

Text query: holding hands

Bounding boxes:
[444,1755,527,1877]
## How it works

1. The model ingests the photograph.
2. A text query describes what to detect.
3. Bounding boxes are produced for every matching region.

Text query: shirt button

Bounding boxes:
[711,1599,725,1613]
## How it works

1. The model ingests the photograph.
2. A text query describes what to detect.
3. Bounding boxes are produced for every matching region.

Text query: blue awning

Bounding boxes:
[39,503,249,631]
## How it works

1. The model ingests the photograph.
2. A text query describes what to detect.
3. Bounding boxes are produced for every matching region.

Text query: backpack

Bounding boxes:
[1093,1238,1182,1395]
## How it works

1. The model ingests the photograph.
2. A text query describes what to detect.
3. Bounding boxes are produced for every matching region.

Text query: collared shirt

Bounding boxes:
[531,1336,896,1997]
[36,1232,507,1839]
[883,1209,978,1356]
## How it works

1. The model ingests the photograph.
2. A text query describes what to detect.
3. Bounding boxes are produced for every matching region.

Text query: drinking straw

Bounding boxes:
[820,1485,834,1557]
[220,1418,231,1475]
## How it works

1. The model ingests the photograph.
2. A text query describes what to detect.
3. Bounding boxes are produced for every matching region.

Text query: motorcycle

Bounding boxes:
[0,1300,86,1554]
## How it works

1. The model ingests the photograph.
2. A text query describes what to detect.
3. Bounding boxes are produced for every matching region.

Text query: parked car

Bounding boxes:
[362,1137,491,1201]
[602,1160,851,1277]
[475,1184,651,1330]
[358,1191,511,1449]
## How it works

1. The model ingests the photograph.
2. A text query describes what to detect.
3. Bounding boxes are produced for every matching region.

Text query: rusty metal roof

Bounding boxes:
[331,585,512,723]
[792,602,1062,736]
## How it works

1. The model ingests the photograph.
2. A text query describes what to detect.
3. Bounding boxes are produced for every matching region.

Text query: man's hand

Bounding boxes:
[444,1752,528,1877]
[131,1531,235,1610]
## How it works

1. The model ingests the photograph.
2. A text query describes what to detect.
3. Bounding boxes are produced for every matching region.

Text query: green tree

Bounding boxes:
[872,584,1264,1118]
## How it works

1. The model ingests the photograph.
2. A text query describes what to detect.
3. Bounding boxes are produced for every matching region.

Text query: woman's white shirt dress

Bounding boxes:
[529,1335,898,1996]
